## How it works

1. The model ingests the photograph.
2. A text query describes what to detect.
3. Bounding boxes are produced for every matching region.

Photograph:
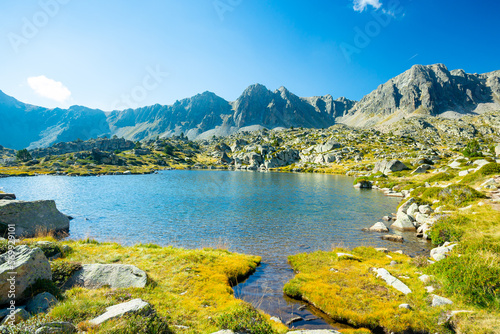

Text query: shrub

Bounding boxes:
[422,185,486,207]
[430,252,500,309]
[462,139,483,158]
[216,303,276,334]
[478,162,500,176]
[429,216,469,245]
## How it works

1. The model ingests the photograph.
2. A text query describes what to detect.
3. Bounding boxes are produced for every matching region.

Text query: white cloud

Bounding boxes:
[27,75,71,103]
[353,0,382,12]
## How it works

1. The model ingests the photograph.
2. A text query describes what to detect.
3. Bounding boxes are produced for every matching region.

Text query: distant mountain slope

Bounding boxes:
[0,90,110,150]
[340,64,500,127]
[1,63,499,150]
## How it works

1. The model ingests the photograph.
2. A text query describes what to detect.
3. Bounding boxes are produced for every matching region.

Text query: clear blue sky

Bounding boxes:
[0,0,499,111]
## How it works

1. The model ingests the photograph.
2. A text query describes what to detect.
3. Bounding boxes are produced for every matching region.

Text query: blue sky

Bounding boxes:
[0,0,499,111]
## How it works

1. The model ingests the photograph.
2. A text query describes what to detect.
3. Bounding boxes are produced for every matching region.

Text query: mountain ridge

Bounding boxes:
[1,63,499,150]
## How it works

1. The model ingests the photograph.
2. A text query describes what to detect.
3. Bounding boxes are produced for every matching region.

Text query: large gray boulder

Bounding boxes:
[373,160,410,174]
[0,245,52,305]
[89,298,153,326]
[0,200,69,237]
[391,213,416,231]
[64,264,147,289]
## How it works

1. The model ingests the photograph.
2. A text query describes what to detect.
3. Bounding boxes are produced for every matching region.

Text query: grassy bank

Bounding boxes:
[2,238,289,334]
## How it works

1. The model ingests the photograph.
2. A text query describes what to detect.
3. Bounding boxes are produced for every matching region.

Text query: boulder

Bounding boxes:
[411,164,432,174]
[372,268,412,294]
[89,298,153,326]
[373,160,410,174]
[418,205,433,215]
[367,222,389,233]
[315,140,341,153]
[0,245,52,305]
[26,292,58,314]
[430,244,457,261]
[354,180,372,189]
[398,197,416,214]
[0,308,30,325]
[391,213,416,231]
[407,203,419,219]
[431,295,453,307]
[64,264,147,289]
[496,144,500,157]
[0,200,69,237]
[34,322,77,334]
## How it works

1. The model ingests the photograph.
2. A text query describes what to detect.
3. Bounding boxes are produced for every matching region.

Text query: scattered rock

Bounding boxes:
[64,264,147,289]
[372,268,412,294]
[286,331,341,334]
[391,213,416,232]
[354,180,372,189]
[0,245,52,305]
[89,298,153,326]
[0,200,69,237]
[270,316,282,324]
[418,204,433,215]
[418,274,432,284]
[430,244,457,261]
[34,322,77,334]
[367,222,389,232]
[399,303,412,309]
[431,295,453,307]
[26,292,58,314]
[373,160,410,174]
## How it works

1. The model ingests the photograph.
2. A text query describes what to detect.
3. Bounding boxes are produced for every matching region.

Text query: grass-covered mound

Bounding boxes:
[3,238,287,334]
[284,247,443,333]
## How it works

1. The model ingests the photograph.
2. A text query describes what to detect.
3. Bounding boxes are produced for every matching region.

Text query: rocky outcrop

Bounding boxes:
[30,137,135,158]
[0,200,69,238]
[341,64,500,127]
[0,245,52,305]
[64,264,147,289]
[89,298,153,326]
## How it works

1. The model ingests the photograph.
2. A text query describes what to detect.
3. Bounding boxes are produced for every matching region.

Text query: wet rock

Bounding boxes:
[285,316,303,326]
[367,222,389,233]
[381,235,404,243]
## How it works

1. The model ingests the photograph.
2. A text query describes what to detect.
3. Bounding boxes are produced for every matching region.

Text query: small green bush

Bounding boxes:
[422,185,486,207]
[462,140,483,158]
[99,314,172,334]
[429,216,469,245]
[478,162,500,176]
[216,303,277,334]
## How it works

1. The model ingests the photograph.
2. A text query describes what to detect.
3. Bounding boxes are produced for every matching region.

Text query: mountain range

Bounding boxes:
[1,63,499,150]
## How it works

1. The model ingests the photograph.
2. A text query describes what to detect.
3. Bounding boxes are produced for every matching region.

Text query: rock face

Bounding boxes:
[0,200,69,237]
[89,298,153,326]
[341,64,500,127]
[373,160,410,174]
[0,246,52,305]
[64,264,147,289]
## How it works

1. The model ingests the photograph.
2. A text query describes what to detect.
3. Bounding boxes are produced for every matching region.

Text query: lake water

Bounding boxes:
[0,171,431,329]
